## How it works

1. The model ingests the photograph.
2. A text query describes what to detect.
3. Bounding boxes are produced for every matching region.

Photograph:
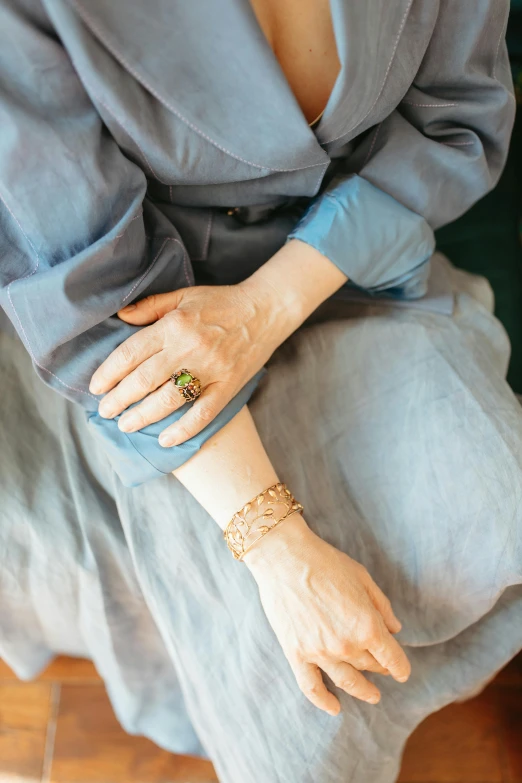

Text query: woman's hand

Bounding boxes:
[243,513,410,716]
[88,280,294,447]
[88,239,348,447]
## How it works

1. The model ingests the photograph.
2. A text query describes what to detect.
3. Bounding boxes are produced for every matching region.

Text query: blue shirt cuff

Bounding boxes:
[286,174,435,297]
[87,367,267,486]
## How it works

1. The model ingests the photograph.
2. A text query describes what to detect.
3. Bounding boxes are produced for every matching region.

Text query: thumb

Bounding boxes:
[117,291,184,325]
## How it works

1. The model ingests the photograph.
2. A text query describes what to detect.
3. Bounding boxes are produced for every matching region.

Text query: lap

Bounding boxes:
[2,256,522,781]
[2,254,521,641]
[248,256,522,642]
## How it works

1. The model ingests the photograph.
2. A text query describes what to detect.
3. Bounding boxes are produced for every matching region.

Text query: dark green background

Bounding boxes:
[435,2,522,391]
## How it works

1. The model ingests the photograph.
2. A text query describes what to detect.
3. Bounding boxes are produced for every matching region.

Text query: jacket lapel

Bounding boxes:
[70,0,426,172]
[71,0,330,173]
[316,0,419,146]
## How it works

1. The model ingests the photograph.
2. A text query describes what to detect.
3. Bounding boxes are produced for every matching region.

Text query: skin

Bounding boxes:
[89,240,411,715]
[249,0,341,124]
[173,404,410,716]
[89,0,410,718]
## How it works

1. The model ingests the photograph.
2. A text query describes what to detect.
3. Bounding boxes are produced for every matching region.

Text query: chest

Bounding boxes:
[65,0,436,195]
[248,0,341,124]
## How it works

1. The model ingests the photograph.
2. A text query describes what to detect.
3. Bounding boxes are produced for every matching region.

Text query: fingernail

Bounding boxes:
[89,380,103,395]
[118,414,138,433]
[98,402,116,419]
[159,434,176,447]
[327,708,339,716]
[367,694,380,704]
[397,675,409,683]
[120,303,137,312]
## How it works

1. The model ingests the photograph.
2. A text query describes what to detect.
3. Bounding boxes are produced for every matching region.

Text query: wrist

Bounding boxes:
[239,239,348,338]
[242,512,314,573]
[238,255,305,343]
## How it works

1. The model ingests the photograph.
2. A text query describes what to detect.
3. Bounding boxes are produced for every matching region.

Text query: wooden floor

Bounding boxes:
[0,654,520,783]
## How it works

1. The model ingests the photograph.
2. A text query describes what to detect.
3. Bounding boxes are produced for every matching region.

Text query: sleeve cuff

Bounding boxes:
[87,367,267,487]
[286,174,435,296]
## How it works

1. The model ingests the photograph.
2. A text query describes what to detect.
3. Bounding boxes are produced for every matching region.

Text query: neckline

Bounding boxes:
[246,0,342,136]
[308,108,325,128]
[72,0,416,167]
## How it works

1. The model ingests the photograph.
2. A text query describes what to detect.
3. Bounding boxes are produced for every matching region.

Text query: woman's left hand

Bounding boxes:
[89,281,292,447]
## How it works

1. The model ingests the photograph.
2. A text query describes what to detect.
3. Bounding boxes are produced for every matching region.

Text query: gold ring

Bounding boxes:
[170,369,202,402]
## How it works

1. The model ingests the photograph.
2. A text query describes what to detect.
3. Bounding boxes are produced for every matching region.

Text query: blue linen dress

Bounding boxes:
[1,2,522,781]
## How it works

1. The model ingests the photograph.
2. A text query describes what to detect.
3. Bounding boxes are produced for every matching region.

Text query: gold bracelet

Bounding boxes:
[223,482,304,561]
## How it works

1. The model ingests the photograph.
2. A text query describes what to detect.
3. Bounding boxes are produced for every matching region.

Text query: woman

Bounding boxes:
[1,1,521,781]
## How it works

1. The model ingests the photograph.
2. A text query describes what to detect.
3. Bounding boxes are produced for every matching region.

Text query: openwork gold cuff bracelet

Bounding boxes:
[223,482,304,561]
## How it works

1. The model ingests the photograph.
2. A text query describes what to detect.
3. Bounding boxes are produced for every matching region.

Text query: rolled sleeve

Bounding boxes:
[288,0,515,300]
[0,1,264,487]
[287,174,435,296]
[87,368,267,486]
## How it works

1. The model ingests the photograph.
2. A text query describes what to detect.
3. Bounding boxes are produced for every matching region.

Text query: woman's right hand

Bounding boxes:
[243,513,410,716]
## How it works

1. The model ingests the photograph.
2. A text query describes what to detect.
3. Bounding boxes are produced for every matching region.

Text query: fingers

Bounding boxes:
[97,351,171,421]
[90,322,164,395]
[356,568,409,682]
[292,661,341,716]
[367,622,411,684]
[117,291,184,325]
[117,375,190,432]
[364,577,402,635]
[158,384,228,447]
[322,661,381,705]
[350,651,389,676]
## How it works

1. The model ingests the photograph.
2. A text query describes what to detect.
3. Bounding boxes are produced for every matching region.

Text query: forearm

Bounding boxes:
[172,392,408,718]
[172,241,345,536]
[239,237,348,338]
[172,402,311,568]
[170,241,410,714]
[172,404,278,529]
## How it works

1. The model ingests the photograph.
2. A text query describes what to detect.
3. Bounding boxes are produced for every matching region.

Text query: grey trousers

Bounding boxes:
[1,256,522,783]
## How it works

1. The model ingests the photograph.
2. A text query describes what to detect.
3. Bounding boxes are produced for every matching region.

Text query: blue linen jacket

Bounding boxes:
[0,0,515,486]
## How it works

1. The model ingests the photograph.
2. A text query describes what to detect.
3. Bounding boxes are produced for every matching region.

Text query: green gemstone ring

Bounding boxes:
[170,368,202,402]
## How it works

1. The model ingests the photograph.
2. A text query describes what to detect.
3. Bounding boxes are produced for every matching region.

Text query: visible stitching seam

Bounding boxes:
[443,140,475,147]
[1,187,94,398]
[83,79,170,186]
[83,81,194,214]
[493,5,509,80]
[72,0,327,175]
[202,210,213,260]
[315,160,330,194]
[119,236,188,305]
[1,185,189,397]
[364,123,382,166]
[402,101,458,108]
[493,32,503,80]
[322,0,414,145]
[114,209,142,239]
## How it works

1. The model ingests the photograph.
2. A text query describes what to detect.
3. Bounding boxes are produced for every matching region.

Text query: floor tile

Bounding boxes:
[398,689,504,782]
[0,656,100,683]
[0,659,18,679]
[1,654,519,783]
[50,684,217,783]
[38,657,101,683]
[0,682,53,782]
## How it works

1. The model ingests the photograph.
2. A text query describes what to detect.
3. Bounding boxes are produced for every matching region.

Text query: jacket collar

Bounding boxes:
[317,0,415,145]
[71,0,414,170]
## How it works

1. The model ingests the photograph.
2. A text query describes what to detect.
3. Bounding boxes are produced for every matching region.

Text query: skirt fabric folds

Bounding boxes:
[1,256,522,783]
